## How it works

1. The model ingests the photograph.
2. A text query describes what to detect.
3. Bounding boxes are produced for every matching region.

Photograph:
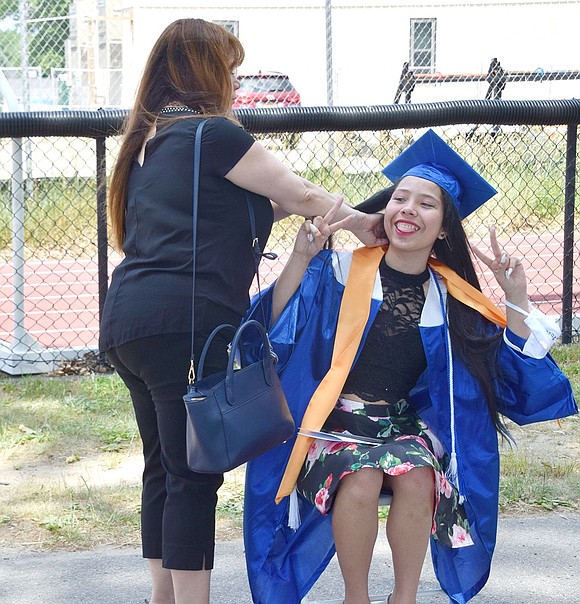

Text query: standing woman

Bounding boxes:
[99,18,386,604]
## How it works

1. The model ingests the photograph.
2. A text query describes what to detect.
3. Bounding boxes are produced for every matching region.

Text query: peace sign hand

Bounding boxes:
[293,197,352,259]
[471,225,528,301]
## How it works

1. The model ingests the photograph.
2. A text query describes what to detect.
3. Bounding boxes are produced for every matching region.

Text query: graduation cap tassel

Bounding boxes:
[288,486,301,530]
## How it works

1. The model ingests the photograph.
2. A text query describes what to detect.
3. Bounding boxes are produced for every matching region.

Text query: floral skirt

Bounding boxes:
[297,398,473,548]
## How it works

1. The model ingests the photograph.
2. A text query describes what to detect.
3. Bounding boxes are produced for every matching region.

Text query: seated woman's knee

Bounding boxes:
[337,467,383,505]
[388,466,434,499]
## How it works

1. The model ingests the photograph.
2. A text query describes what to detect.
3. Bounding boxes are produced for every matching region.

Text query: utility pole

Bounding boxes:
[325,0,333,106]
[19,0,30,109]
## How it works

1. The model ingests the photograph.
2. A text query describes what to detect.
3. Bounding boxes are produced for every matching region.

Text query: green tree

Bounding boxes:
[0,0,72,75]
[0,28,20,68]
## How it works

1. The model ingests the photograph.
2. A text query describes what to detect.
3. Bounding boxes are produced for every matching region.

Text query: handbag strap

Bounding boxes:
[188,119,207,383]
[188,121,277,384]
[245,192,277,328]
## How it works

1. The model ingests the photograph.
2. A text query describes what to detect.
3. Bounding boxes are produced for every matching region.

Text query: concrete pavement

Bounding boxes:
[0,512,578,603]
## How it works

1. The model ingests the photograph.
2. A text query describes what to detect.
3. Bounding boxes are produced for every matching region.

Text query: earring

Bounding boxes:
[443,236,453,252]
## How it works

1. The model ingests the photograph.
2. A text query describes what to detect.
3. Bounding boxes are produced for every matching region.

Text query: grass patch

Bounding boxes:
[499,419,580,515]
[0,481,141,550]
[0,343,578,550]
[551,344,580,387]
[0,177,99,259]
[499,342,580,513]
[216,467,246,539]
[0,374,138,461]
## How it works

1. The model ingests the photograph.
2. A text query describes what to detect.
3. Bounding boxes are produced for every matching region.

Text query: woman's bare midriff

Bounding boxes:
[339,393,390,406]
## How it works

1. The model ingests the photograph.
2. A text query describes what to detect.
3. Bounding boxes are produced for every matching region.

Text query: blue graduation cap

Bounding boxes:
[381,129,497,218]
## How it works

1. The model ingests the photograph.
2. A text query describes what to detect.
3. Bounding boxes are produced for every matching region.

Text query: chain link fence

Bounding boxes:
[1,0,123,110]
[0,102,578,374]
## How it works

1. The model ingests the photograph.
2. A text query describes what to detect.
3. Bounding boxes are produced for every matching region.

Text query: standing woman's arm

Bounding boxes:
[225,141,387,247]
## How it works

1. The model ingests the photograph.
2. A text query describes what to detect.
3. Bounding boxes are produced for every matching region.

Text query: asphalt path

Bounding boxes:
[1,512,578,603]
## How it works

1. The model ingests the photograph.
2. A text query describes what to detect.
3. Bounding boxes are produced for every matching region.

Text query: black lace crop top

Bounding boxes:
[342,260,430,403]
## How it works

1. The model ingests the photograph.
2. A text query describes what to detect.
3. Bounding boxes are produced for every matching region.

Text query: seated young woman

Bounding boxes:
[242,129,577,604]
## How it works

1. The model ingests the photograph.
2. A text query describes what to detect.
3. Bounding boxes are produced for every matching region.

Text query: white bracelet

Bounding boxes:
[504,299,531,317]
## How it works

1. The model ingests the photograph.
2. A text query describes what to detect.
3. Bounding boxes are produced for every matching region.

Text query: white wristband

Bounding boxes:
[503,301,560,358]
[504,299,531,317]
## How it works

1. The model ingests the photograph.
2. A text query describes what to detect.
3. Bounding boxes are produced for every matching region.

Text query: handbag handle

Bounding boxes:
[195,323,238,379]
[188,119,207,383]
[225,320,276,404]
[195,320,275,395]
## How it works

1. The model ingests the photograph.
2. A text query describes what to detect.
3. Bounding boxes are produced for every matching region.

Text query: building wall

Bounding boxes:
[330,1,580,105]
[110,1,580,107]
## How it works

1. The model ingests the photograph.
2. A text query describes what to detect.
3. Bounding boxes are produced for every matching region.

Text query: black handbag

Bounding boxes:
[184,319,294,473]
[183,120,295,474]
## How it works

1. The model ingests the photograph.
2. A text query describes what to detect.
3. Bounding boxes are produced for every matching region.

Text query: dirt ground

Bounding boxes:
[1,415,578,549]
[0,447,246,546]
[500,417,580,466]
[3,416,576,488]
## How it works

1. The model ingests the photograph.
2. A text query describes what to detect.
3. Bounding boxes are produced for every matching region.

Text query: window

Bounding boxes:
[410,18,436,74]
[214,20,239,37]
[110,42,122,69]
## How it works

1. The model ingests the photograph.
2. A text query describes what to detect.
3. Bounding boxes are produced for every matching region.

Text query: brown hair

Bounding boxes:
[108,19,245,249]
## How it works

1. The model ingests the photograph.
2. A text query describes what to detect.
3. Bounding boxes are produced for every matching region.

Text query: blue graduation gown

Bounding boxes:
[243,249,577,604]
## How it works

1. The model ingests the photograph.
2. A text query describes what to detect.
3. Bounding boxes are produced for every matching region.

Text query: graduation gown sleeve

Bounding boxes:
[242,250,344,604]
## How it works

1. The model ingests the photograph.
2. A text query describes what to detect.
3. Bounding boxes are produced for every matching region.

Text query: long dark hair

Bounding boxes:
[108,19,245,250]
[358,185,509,438]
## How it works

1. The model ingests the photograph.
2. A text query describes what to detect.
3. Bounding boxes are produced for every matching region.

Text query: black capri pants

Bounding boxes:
[105,302,240,570]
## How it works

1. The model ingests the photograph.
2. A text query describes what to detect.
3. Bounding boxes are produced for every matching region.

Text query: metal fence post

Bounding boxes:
[561,124,577,344]
[96,136,109,362]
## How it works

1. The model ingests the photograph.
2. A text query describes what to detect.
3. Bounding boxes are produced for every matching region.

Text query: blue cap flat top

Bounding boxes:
[381,129,497,218]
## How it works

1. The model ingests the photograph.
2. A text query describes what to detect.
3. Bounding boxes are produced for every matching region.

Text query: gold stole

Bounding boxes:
[275,246,506,503]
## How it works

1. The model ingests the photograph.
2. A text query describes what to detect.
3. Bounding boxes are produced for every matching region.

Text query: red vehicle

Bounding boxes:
[233,72,301,109]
